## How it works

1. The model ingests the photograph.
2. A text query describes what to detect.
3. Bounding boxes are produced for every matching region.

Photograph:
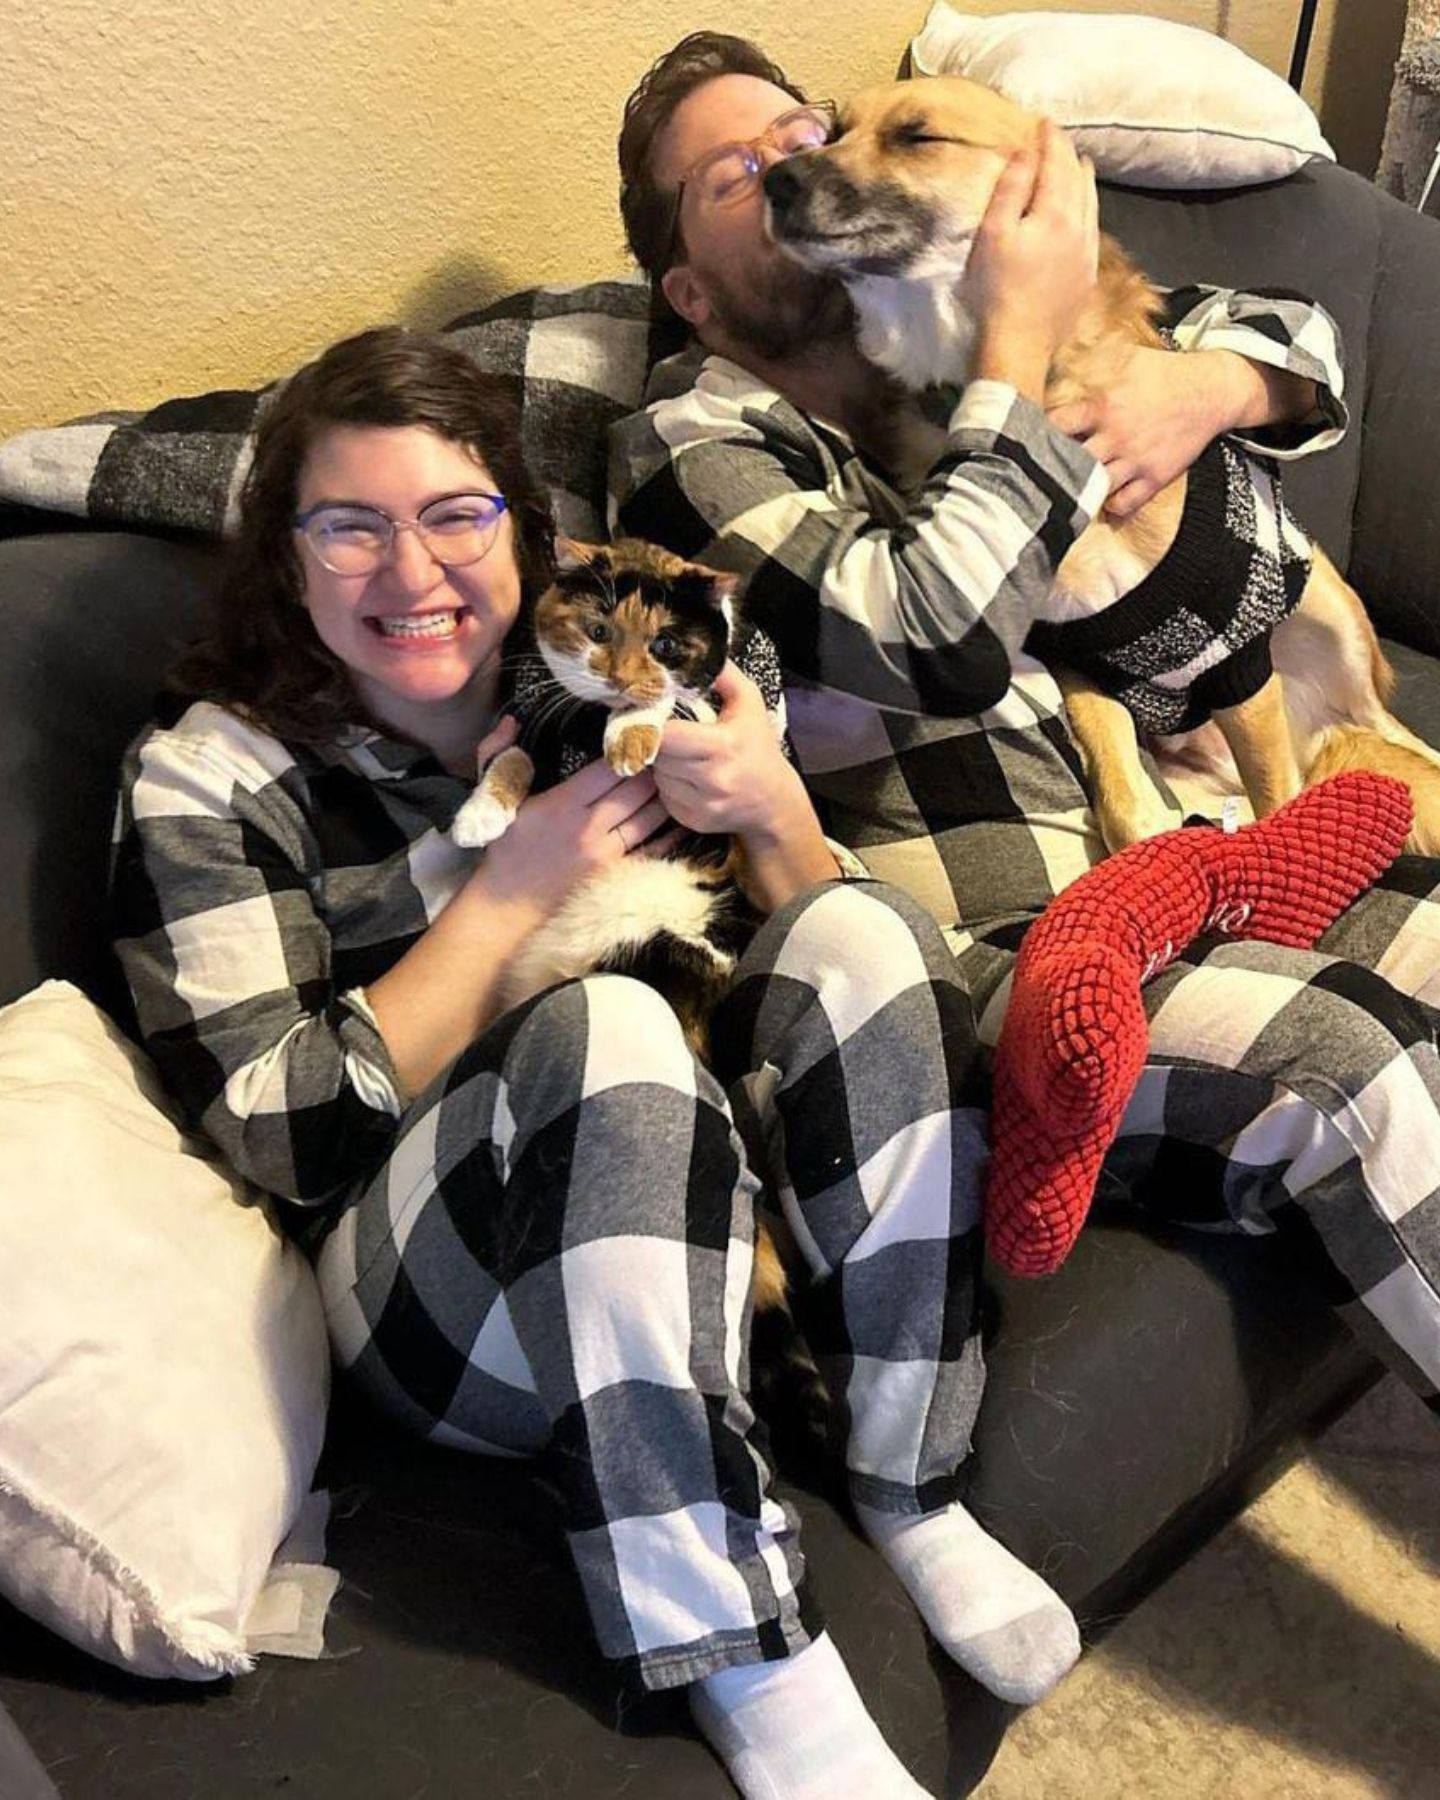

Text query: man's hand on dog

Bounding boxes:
[1047,346,1318,519]
[967,118,1099,404]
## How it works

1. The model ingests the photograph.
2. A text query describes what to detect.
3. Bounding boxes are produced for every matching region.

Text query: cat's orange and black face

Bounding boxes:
[533,538,738,711]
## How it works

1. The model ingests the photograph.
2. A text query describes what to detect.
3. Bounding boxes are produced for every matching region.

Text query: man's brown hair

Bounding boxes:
[618,31,807,285]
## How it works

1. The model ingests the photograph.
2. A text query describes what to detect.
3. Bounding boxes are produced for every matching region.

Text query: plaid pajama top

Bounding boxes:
[610,285,1348,951]
[109,679,801,1220]
[110,701,472,1214]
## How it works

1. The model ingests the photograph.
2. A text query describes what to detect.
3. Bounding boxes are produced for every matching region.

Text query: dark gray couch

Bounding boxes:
[2,160,1439,1799]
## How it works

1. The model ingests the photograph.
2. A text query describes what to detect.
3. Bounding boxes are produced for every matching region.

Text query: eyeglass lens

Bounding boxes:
[303,495,504,574]
[695,107,834,206]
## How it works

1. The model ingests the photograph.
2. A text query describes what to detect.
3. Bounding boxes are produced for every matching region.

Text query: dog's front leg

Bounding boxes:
[1059,668,1176,852]
[451,745,536,848]
[1213,674,1302,820]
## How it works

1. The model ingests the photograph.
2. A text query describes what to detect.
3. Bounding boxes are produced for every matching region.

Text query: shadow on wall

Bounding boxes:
[399,255,517,334]
[1316,0,1409,173]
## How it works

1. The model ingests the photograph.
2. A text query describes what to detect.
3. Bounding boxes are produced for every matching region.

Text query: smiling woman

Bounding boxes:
[291,425,523,772]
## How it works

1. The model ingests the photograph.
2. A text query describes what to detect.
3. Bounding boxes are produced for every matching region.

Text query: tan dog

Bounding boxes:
[763,74,1440,854]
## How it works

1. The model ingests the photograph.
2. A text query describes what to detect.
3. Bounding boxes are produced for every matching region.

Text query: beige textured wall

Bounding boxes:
[2,0,1405,437]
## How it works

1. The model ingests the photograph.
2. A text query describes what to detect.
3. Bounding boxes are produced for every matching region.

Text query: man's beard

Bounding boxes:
[706,252,854,363]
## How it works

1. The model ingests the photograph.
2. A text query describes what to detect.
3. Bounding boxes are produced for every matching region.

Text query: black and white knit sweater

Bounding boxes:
[1025,437,1314,739]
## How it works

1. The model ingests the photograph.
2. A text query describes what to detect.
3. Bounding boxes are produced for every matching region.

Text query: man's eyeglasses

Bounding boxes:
[663,101,838,268]
[293,492,509,576]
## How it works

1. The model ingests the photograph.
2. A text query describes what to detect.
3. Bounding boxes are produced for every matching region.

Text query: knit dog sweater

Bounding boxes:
[984,772,1414,1277]
[1026,439,1313,737]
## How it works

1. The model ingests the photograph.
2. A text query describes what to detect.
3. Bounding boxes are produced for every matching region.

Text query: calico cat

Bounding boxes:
[450,539,848,1454]
[450,536,782,1055]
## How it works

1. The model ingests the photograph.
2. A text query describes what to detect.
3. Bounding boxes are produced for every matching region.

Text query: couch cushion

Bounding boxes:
[0,980,331,1681]
[1343,179,1440,662]
[0,531,220,1013]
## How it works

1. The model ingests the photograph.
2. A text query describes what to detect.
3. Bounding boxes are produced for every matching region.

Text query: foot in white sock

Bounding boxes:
[690,1631,933,1800]
[856,1500,1080,1704]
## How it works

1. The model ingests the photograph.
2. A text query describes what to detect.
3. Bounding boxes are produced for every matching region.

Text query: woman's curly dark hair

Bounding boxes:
[170,326,556,743]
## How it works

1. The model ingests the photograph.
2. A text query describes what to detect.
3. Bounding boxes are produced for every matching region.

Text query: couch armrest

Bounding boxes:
[0,530,221,1011]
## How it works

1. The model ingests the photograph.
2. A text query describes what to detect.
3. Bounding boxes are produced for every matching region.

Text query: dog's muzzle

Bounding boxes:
[763,158,935,277]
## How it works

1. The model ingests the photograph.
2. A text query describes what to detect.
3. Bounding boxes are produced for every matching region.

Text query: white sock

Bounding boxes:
[856,1500,1080,1704]
[690,1631,932,1800]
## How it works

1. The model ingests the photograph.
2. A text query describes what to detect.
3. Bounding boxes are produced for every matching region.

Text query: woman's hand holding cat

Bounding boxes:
[368,759,668,1101]
[654,663,841,912]
[470,758,671,921]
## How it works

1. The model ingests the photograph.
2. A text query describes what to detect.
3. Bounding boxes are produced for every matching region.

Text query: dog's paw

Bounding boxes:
[1095,792,1179,855]
[605,722,663,777]
[451,792,516,849]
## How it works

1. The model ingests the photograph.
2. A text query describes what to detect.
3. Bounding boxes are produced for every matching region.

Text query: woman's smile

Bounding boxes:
[364,604,474,644]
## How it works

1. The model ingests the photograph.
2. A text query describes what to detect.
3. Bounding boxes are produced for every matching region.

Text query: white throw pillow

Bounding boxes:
[0,981,331,1679]
[910,3,1335,188]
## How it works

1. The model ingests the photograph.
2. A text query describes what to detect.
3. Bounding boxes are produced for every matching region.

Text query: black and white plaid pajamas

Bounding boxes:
[111,702,996,1689]
[612,285,1440,1420]
[316,878,993,1690]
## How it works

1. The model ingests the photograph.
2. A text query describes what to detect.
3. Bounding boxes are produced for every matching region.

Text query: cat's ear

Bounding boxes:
[554,536,606,572]
[677,566,740,606]
[694,566,740,632]
[704,570,741,607]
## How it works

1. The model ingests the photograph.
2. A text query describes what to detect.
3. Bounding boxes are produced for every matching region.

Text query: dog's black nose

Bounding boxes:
[763,159,804,215]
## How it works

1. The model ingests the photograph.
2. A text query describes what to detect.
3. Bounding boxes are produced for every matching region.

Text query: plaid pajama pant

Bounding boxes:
[964,856,1440,1411]
[316,879,991,1691]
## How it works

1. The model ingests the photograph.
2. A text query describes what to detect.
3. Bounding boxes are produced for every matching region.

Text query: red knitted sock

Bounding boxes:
[985,772,1413,1278]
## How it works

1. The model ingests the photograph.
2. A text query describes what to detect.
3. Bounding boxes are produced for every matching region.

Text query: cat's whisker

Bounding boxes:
[529,689,599,735]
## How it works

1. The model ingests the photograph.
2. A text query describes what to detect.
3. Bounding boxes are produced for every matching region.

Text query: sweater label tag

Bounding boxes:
[1220,797,1241,835]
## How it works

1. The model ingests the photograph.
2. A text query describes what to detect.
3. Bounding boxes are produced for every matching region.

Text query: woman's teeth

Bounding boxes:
[372,611,461,640]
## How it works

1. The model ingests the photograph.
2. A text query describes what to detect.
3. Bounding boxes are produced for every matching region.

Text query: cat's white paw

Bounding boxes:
[604,721,663,777]
[451,792,516,849]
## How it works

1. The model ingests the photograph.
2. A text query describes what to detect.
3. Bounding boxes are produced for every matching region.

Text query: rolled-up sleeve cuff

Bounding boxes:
[1179,324,1349,462]
[336,988,404,1119]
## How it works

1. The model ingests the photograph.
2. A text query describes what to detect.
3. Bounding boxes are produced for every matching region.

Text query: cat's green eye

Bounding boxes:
[586,621,611,644]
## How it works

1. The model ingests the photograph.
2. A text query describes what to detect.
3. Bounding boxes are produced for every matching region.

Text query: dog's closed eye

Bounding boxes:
[889,119,962,149]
